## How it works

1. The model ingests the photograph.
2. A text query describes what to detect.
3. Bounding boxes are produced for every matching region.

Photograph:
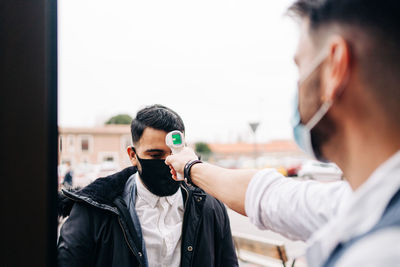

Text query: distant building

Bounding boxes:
[207,140,307,169]
[208,140,304,159]
[59,125,132,168]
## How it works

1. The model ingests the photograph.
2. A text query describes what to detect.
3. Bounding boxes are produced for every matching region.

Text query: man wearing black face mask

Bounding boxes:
[132,147,181,197]
[57,104,238,267]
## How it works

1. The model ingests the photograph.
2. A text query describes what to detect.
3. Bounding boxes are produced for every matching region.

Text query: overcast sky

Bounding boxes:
[58,0,300,143]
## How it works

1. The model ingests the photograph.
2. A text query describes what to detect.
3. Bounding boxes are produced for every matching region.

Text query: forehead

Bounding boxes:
[136,127,169,150]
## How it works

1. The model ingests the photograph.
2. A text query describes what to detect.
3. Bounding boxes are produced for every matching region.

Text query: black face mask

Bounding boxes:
[136,155,181,197]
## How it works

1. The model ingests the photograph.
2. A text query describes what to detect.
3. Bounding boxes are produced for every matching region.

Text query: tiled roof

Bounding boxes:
[59,125,130,135]
[208,140,300,154]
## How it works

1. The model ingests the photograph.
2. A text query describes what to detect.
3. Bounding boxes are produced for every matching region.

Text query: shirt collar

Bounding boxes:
[135,174,181,208]
[307,150,400,266]
[166,189,181,206]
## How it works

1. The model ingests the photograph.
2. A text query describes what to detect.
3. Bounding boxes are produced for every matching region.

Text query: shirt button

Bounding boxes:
[138,252,142,257]
[187,246,193,252]
[196,197,202,202]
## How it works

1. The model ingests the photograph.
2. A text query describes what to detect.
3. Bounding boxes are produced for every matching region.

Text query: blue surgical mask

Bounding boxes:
[291,52,332,162]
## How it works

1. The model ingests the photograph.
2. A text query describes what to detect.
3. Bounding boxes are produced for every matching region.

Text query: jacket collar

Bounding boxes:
[60,166,137,216]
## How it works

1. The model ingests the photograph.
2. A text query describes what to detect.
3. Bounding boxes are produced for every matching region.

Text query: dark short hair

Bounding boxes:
[288,0,400,123]
[288,0,399,35]
[131,104,185,144]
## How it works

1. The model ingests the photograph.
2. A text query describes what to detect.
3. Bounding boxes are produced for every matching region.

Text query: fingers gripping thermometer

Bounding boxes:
[166,130,185,180]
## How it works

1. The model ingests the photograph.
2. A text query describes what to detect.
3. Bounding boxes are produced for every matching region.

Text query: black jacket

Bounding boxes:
[57,167,238,267]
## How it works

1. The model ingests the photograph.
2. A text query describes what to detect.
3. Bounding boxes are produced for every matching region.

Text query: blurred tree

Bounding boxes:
[195,142,211,154]
[105,114,133,125]
[195,142,212,161]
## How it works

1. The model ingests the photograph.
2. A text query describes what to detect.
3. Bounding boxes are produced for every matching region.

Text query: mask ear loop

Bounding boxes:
[305,100,333,130]
[307,49,352,132]
[130,146,142,169]
[131,146,137,159]
[297,50,330,126]
[131,146,144,177]
[300,45,348,131]
[298,50,331,131]
[298,50,330,85]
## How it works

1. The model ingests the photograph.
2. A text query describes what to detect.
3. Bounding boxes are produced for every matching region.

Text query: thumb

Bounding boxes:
[165,155,173,165]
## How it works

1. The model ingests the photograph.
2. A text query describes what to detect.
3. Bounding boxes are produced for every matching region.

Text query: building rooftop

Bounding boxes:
[208,140,301,154]
[59,125,130,135]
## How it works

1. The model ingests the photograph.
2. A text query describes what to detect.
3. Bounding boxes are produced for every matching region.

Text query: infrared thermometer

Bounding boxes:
[166,130,185,180]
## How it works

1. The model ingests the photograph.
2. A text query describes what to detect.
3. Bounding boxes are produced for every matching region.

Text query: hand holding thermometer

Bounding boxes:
[166,130,185,180]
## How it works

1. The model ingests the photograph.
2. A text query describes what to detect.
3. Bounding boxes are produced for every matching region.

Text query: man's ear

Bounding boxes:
[322,36,351,102]
[127,146,138,167]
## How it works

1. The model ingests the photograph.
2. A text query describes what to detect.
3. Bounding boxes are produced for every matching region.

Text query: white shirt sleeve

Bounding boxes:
[245,169,352,241]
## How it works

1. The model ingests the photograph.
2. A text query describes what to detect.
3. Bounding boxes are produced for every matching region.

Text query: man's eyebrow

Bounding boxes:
[145,149,165,153]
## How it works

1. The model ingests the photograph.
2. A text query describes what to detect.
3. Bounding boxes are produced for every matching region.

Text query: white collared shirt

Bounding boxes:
[245,151,400,266]
[135,175,184,267]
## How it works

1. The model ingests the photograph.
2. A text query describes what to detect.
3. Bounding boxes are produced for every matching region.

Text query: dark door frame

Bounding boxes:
[1,1,58,266]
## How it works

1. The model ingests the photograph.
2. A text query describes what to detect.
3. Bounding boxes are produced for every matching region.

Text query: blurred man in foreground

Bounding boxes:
[166,0,400,266]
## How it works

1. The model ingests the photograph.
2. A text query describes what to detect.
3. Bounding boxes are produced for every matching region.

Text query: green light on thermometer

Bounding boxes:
[172,134,182,145]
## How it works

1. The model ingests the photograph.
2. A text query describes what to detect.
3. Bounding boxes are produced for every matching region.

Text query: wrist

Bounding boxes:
[184,159,202,185]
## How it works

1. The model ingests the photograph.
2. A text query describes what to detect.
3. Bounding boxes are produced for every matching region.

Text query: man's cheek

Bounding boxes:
[300,76,322,123]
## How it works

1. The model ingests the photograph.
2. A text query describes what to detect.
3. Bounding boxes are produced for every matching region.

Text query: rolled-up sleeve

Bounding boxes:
[245,169,351,241]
